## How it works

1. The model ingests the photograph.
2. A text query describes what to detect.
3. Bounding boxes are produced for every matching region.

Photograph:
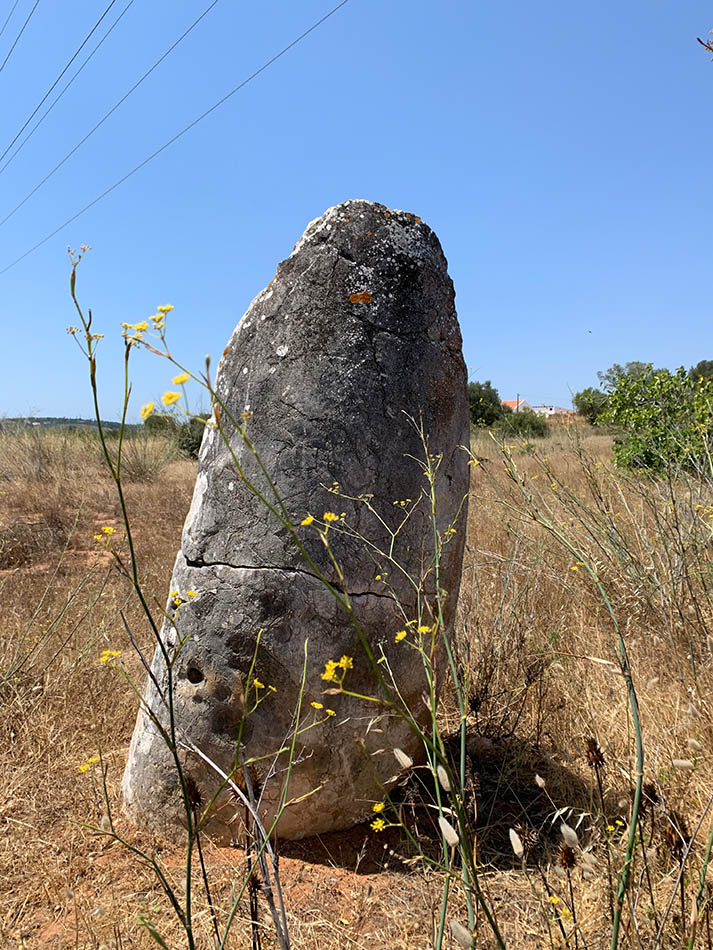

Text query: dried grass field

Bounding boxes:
[1,424,712,949]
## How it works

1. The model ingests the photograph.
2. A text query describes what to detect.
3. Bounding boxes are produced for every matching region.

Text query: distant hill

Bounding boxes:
[1,416,139,430]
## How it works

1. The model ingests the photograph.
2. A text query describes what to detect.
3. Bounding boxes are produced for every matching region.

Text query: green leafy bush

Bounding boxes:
[178,415,209,459]
[143,412,181,437]
[599,364,713,471]
[493,408,549,438]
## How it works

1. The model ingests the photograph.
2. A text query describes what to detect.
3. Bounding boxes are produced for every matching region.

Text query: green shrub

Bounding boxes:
[493,408,549,438]
[143,412,180,437]
[599,364,713,471]
[178,415,209,459]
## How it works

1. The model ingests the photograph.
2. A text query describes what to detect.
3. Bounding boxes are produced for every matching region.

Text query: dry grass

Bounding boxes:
[1,424,712,948]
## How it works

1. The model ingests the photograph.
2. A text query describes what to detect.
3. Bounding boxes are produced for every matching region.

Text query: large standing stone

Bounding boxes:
[122,200,469,841]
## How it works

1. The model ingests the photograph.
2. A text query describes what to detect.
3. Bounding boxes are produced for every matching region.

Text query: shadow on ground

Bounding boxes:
[277,729,614,874]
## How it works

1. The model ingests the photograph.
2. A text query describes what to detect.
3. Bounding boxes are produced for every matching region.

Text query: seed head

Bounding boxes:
[560,822,579,849]
[449,920,473,949]
[393,748,413,770]
[558,844,577,870]
[509,828,524,859]
[436,764,451,792]
[438,815,460,848]
[514,822,538,856]
[585,738,605,768]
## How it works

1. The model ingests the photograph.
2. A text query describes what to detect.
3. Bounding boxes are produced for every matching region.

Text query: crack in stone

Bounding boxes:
[183,557,395,602]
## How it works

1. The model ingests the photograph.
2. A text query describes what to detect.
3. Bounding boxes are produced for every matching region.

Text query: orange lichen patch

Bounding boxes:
[349,291,372,305]
[223,345,231,358]
[406,213,413,221]
[366,230,372,237]
[344,216,350,222]
[384,211,390,218]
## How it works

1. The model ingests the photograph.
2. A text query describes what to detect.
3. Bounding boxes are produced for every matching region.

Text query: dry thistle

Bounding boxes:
[585,737,605,768]
[514,822,538,856]
[558,844,577,870]
[185,774,202,809]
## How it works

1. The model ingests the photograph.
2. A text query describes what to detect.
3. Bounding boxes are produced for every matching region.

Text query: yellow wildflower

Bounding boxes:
[162,391,181,406]
[326,708,335,716]
[371,818,386,832]
[323,511,339,523]
[311,701,324,710]
[78,763,91,774]
[301,515,314,526]
[253,679,265,689]
[172,372,190,385]
[186,590,198,598]
[321,660,339,682]
[338,655,353,670]
[93,534,103,542]
[134,321,149,332]
[395,630,407,643]
[372,802,385,813]
[99,649,121,663]
[548,895,560,906]
[417,625,431,634]
[140,402,155,420]
[101,526,116,535]
[157,304,174,313]
[88,756,100,764]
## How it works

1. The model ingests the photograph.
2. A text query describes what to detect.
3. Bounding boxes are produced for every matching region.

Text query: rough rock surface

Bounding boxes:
[122,200,469,841]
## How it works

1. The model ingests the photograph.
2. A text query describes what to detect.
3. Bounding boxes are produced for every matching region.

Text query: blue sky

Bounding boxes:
[1,0,711,419]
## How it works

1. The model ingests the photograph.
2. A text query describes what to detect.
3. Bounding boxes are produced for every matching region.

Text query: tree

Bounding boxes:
[599,364,713,471]
[690,359,713,383]
[572,387,609,425]
[468,380,510,427]
[597,361,656,392]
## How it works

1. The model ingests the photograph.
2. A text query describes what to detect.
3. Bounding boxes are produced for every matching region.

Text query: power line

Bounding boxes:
[0,0,350,278]
[0,0,138,178]
[0,0,22,42]
[0,0,224,230]
[0,0,41,76]
[0,0,122,167]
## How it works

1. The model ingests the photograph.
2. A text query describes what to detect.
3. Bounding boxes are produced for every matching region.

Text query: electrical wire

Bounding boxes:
[0,0,22,43]
[0,0,349,278]
[0,0,224,229]
[0,0,41,76]
[0,0,122,166]
[0,0,138,178]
